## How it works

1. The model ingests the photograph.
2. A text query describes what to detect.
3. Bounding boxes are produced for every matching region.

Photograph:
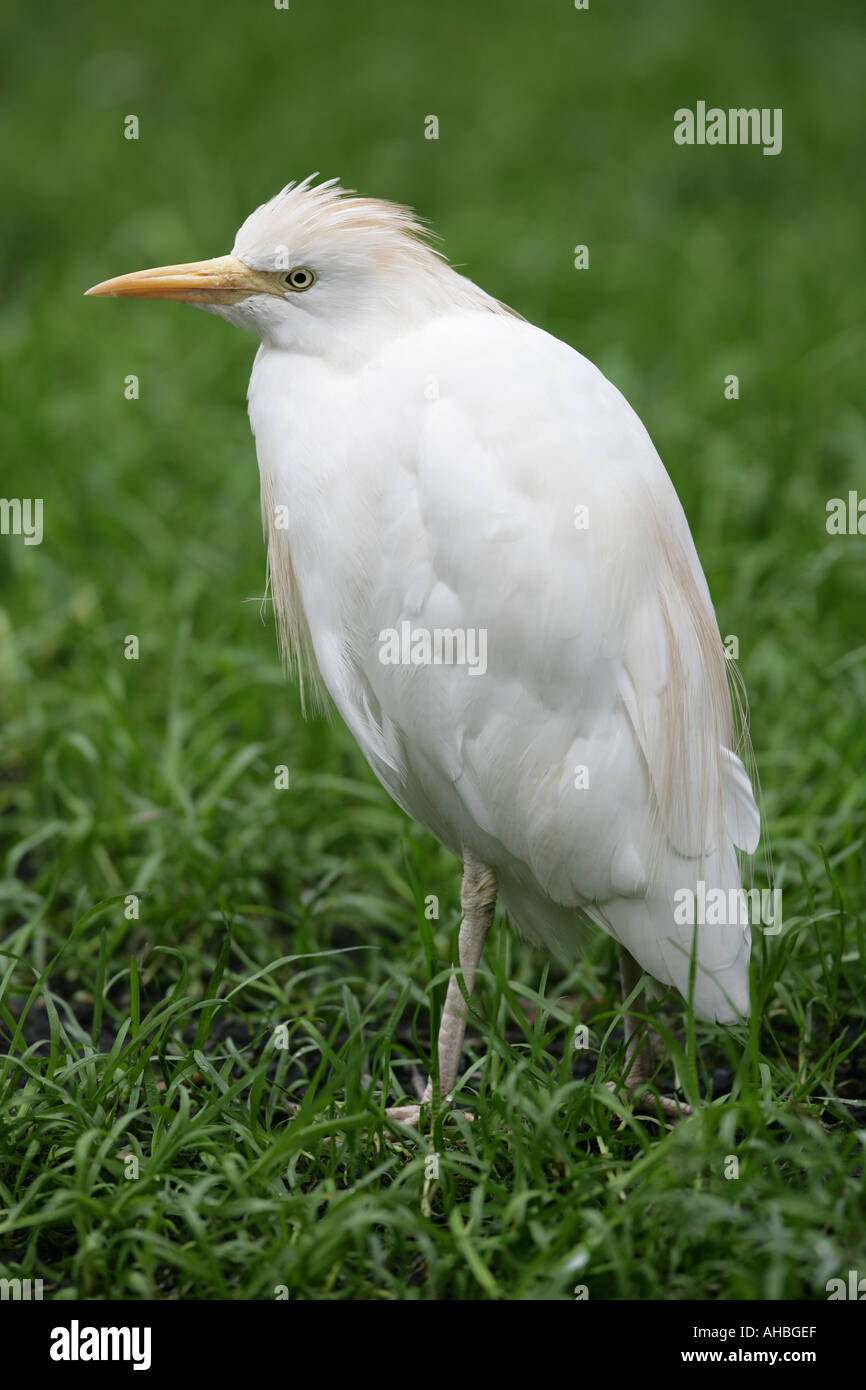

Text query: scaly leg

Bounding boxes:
[387,853,497,1127]
[613,944,691,1120]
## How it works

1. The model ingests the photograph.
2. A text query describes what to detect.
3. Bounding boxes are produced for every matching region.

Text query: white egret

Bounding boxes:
[87,177,761,1123]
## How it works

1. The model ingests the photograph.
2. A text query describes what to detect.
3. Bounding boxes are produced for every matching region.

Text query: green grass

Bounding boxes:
[1,0,865,1300]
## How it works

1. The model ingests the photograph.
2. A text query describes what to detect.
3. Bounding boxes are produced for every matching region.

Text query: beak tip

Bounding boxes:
[82,256,251,303]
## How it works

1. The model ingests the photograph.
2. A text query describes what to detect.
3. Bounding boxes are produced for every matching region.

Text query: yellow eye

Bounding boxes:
[280,267,316,292]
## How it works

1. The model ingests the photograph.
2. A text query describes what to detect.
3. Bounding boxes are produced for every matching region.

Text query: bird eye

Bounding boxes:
[280,267,316,292]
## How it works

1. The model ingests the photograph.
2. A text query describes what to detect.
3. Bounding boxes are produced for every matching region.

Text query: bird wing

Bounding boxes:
[349,311,759,1018]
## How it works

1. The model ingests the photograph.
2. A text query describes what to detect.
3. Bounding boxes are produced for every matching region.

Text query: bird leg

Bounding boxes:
[386,853,497,1128]
[612,944,691,1120]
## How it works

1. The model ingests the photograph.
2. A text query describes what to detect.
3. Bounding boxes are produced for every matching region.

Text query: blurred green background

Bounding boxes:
[1,0,865,1301]
[3,0,864,956]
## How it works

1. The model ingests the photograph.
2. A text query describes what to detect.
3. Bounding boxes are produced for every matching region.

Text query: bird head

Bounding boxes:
[85,175,500,357]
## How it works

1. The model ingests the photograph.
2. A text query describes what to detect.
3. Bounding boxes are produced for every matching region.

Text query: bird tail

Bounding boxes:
[588,843,751,1023]
[588,742,760,1023]
[498,724,761,1024]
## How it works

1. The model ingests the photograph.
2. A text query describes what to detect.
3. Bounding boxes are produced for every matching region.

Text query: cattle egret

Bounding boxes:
[87,177,761,1124]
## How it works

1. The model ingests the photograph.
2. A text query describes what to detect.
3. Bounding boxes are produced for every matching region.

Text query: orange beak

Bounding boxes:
[85,254,271,304]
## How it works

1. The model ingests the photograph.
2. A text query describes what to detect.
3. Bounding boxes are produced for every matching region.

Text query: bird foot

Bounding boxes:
[385,1103,426,1128]
[384,1100,475,1130]
[606,1079,691,1121]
